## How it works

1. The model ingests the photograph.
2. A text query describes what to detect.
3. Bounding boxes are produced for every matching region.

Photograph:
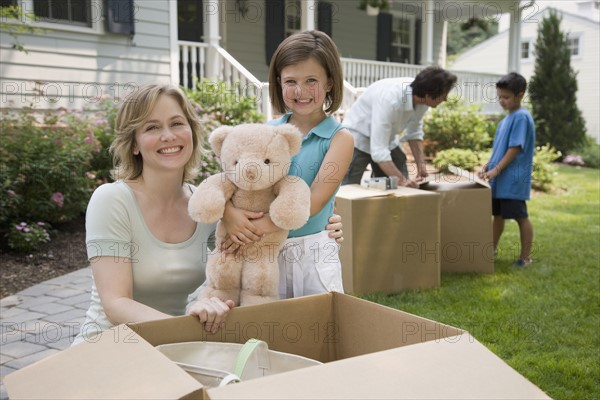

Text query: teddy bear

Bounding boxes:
[188,123,311,306]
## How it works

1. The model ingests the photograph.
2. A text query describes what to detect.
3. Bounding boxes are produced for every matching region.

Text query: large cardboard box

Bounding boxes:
[335,185,441,294]
[4,293,549,399]
[420,168,494,273]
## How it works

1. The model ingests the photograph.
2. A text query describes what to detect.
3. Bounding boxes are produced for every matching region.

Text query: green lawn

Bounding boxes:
[361,164,600,399]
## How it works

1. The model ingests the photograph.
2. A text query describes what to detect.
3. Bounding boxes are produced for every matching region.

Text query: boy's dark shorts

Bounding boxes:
[492,199,528,219]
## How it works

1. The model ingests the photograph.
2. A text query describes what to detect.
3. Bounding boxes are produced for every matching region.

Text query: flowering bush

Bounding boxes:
[0,107,99,235]
[6,221,51,253]
[562,155,585,167]
[571,136,600,169]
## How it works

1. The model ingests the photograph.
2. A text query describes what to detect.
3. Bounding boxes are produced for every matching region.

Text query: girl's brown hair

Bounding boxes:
[268,30,343,115]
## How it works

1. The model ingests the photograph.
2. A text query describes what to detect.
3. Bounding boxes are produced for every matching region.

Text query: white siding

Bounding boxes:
[451,9,600,142]
[0,1,173,111]
[332,3,378,61]
[222,9,269,82]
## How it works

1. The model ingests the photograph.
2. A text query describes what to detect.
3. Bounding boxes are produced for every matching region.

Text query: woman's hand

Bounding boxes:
[327,213,344,244]
[187,297,235,334]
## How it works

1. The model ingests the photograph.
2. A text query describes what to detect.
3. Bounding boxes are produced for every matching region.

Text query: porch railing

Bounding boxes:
[178,42,503,120]
[342,57,503,107]
[178,41,271,118]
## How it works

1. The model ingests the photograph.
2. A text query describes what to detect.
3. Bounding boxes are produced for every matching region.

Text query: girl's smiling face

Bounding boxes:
[134,94,193,175]
[279,57,332,117]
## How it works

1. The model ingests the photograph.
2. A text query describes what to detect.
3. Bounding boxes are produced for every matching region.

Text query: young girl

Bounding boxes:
[221,30,354,298]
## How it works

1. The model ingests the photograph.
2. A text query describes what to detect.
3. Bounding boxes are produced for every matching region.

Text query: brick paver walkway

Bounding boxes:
[0,267,92,399]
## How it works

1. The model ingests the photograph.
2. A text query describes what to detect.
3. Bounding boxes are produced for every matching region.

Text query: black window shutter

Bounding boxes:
[376,12,392,62]
[414,18,422,65]
[317,2,333,38]
[105,0,135,35]
[178,0,204,42]
[265,0,285,65]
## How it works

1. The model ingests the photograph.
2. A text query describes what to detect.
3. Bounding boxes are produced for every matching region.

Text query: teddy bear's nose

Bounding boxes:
[244,165,259,181]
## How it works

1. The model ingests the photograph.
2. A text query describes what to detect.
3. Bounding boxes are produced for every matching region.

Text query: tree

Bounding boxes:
[446,19,498,65]
[529,10,586,155]
[0,5,41,53]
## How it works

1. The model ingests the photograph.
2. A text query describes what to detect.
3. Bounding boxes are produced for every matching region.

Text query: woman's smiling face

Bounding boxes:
[134,94,193,175]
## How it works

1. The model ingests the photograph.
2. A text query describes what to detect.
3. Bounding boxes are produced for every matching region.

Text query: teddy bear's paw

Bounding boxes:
[188,196,226,223]
[270,207,310,230]
[239,291,279,306]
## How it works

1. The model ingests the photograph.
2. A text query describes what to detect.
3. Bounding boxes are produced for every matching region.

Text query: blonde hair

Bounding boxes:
[109,83,204,182]
[268,30,343,115]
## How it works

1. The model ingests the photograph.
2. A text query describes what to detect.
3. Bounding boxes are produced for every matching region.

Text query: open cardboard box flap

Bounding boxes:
[4,293,549,399]
[3,324,202,399]
[337,184,437,200]
[207,334,550,400]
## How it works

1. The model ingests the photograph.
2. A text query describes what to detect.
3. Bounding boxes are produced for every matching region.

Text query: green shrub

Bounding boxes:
[184,79,265,127]
[88,97,119,183]
[532,144,561,192]
[6,221,51,253]
[433,148,480,172]
[423,97,492,155]
[184,79,265,182]
[0,108,98,235]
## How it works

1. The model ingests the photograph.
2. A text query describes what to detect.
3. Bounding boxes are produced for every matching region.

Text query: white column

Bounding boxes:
[302,0,316,31]
[439,20,448,68]
[169,0,179,85]
[507,3,522,73]
[426,0,434,65]
[205,0,222,79]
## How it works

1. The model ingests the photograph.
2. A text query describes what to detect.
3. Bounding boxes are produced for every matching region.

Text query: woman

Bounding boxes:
[74,83,343,345]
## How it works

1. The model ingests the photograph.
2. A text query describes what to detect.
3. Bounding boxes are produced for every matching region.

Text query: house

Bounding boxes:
[1,0,529,118]
[451,1,600,143]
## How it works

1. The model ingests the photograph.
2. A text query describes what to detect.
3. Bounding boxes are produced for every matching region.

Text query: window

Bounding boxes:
[285,0,301,37]
[32,0,91,27]
[0,0,18,7]
[521,41,531,60]
[390,16,414,64]
[567,35,581,57]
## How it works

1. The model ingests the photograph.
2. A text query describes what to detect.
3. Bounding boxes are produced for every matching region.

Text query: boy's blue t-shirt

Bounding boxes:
[268,113,344,238]
[488,108,536,200]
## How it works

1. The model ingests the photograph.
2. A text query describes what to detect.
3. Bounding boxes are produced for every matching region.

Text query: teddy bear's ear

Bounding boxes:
[275,124,303,156]
[208,126,233,157]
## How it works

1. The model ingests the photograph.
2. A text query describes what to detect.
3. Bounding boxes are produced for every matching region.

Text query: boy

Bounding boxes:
[479,72,535,267]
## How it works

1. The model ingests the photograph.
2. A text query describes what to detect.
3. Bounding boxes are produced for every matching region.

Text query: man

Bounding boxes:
[342,66,457,188]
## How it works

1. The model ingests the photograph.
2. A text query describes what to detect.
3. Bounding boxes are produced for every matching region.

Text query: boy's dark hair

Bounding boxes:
[410,66,457,98]
[496,72,527,95]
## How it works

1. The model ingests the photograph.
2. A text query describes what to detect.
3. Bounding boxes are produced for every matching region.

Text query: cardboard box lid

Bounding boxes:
[3,324,202,399]
[207,334,550,399]
[337,184,439,200]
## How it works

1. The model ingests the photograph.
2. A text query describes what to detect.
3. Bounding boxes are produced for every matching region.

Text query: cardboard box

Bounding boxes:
[4,293,549,399]
[420,168,494,273]
[335,185,441,294]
